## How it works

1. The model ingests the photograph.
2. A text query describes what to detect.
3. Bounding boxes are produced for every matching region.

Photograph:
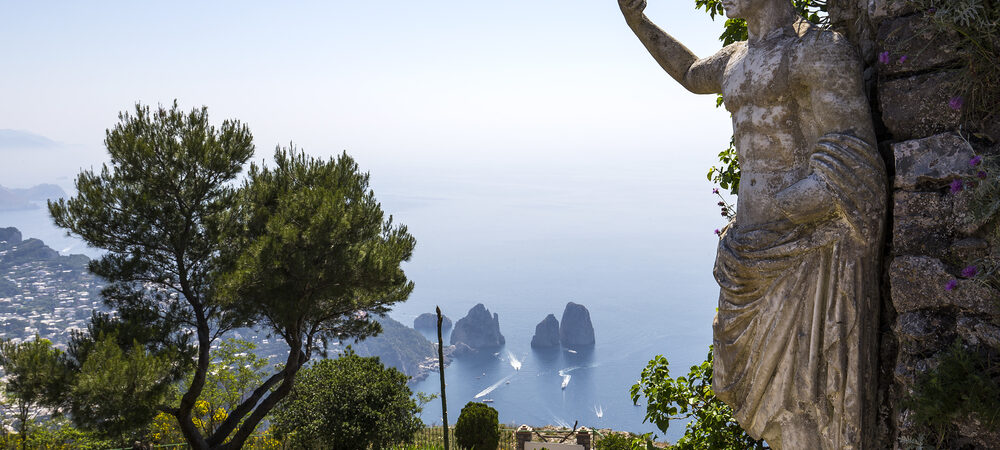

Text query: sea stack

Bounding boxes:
[530,314,560,348]
[450,303,505,353]
[559,302,595,348]
[414,312,451,331]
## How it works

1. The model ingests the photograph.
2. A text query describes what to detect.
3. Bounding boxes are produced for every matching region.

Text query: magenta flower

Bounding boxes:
[961,265,978,278]
[946,279,958,291]
[950,179,964,193]
[970,155,983,166]
[878,51,891,64]
[714,229,721,236]
[978,171,988,179]
[712,188,720,194]
[949,96,964,111]
[899,55,908,64]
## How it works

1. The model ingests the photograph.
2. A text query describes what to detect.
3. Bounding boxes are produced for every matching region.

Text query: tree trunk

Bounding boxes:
[437,306,450,450]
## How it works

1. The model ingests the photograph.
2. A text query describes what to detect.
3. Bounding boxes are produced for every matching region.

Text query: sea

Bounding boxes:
[1,155,725,443]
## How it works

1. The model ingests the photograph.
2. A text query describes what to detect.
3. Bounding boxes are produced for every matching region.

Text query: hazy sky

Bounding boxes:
[1,0,732,190]
[2,4,739,419]
[1,2,738,311]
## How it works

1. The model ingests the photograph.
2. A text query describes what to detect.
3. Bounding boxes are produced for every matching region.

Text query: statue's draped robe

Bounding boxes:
[713,134,886,448]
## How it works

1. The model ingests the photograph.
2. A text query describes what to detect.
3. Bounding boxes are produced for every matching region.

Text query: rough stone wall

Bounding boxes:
[830,1,1000,447]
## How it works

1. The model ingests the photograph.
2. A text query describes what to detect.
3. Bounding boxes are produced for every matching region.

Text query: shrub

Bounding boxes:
[595,433,635,450]
[270,350,424,450]
[906,339,1000,446]
[454,401,500,450]
[630,347,765,449]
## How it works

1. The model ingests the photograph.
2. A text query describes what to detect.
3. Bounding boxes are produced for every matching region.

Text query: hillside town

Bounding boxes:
[0,227,102,348]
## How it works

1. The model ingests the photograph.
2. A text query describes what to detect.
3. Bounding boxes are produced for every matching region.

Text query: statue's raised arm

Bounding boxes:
[618,0,740,94]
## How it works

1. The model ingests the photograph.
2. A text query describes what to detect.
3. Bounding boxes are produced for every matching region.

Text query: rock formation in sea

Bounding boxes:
[449,303,505,353]
[414,312,451,331]
[530,314,560,348]
[559,302,595,348]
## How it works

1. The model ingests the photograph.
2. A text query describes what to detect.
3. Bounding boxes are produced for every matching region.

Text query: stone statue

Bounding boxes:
[618,0,887,448]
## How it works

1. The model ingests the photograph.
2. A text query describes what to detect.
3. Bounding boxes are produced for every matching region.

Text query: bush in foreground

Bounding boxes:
[271,349,423,449]
[454,401,500,450]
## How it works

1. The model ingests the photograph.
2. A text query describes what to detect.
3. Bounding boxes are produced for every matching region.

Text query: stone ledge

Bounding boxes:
[893,132,976,189]
[879,71,962,141]
[956,315,1000,348]
[876,14,961,77]
[892,191,982,257]
[895,310,956,355]
[869,0,918,22]
[889,255,999,315]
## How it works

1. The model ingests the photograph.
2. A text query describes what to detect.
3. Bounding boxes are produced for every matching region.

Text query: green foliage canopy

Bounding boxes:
[49,102,416,449]
[0,337,70,449]
[270,349,423,450]
[630,347,766,449]
[68,333,175,445]
[49,101,255,449]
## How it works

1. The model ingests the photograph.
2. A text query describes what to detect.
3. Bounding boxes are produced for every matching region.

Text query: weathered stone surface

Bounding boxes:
[414,312,451,331]
[449,303,505,352]
[892,132,976,189]
[880,71,962,141]
[559,302,595,348]
[890,256,1000,315]
[954,415,1000,449]
[895,310,955,355]
[868,0,917,22]
[948,238,990,263]
[956,315,1000,348]
[892,191,982,258]
[894,354,939,388]
[876,15,961,77]
[531,314,560,348]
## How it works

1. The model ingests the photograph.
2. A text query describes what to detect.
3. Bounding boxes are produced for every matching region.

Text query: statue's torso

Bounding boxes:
[722,31,815,229]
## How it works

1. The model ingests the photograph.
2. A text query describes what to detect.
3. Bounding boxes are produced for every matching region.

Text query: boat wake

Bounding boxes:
[594,404,604,418]
[474,374,514,399]
[507,351,522,371]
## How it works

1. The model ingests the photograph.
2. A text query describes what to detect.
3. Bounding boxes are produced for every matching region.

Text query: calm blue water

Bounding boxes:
[371,156,723,442]
[1,153,725,442]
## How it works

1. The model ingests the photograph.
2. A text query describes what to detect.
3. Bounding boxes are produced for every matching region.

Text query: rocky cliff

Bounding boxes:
[414,312,451,332]
[0,227,22,246]
[559,302,594,348]
[826,2,1000,446]
[450,303,505,353]
[530,314,560,348]
[350,316,446,382]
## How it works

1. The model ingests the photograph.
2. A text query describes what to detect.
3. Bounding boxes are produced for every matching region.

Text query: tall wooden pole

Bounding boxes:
[437,306,450,450]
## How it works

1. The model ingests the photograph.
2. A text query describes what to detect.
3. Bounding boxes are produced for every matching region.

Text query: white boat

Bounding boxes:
[561,374,571,389]
[482,399,494,403]
[566,349,577,354]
